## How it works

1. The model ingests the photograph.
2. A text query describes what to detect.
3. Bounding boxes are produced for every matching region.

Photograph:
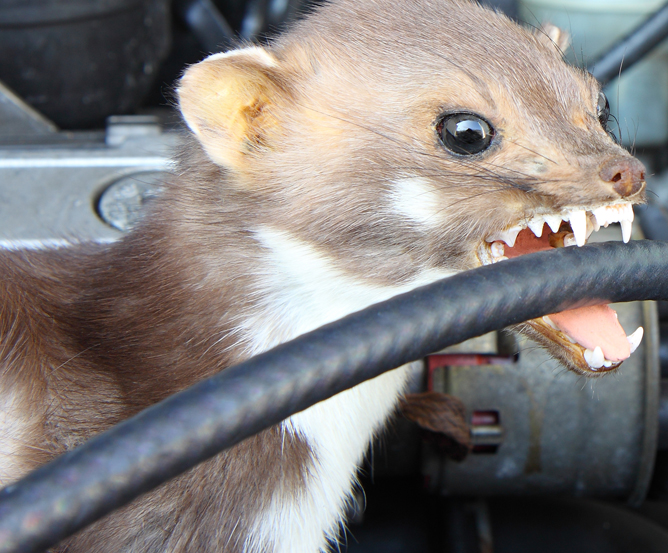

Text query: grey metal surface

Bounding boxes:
[98,171,167,232]
[629,300,661,506]
[0,81,57,138]
[0,115,179,248]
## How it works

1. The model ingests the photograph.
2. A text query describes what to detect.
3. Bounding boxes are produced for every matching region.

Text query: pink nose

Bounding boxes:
[598,157,646,198]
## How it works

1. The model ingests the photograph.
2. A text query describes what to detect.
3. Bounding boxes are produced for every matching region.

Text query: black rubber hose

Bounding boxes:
[2,240,668,553]
[588,1,668,85]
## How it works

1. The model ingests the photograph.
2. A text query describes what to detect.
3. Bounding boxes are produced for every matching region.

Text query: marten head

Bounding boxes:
[177,0,645,376]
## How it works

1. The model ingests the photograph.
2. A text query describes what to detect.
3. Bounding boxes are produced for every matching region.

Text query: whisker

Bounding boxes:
[446,155,544,183]
[506,139,558,165]
[645,189,659,200]
[608,114,622,145]
[390,166,546,185]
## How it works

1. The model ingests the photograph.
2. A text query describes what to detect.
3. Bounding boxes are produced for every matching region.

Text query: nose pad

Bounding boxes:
[598,157,646,198]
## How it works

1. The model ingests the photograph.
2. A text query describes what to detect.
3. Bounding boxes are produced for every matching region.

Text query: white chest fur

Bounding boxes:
[242,227,452,552]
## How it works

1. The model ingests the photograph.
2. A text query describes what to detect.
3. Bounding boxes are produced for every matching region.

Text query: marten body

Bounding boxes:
[0,0,646,551]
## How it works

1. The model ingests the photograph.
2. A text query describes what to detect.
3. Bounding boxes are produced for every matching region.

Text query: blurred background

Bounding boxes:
[4,0,668,551]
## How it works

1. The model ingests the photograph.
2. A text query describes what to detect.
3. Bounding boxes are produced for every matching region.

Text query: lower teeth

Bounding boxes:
[583,346,606,370]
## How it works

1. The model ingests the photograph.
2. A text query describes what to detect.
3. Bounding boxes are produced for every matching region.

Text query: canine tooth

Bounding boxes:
[528,218,544,237]
[492,255,509,263]
[627,326,643,353]
[584,346,605,369]
[626,204,634,222]
[563,233,577,247]
[569,210,587,246]
[618,205,635,228]
[486,225,523,247]
[544,215,562,233]
[491,241,505,257]
[620,219,633,243]
[542,315,558,330]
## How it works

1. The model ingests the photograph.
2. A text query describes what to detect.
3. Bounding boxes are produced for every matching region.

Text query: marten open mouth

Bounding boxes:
[477,202,643,376]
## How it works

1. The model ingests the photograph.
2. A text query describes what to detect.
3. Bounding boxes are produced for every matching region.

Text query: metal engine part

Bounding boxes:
[0,92,177,248]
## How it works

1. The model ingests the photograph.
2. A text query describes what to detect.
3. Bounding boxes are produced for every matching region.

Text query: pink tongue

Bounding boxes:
[548,305,630,362]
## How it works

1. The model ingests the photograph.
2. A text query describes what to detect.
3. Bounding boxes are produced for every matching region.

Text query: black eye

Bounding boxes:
[596,91,610,129]
[438,113,495,155]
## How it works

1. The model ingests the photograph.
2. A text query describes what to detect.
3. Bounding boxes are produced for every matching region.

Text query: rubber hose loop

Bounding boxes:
[2,240,668,552]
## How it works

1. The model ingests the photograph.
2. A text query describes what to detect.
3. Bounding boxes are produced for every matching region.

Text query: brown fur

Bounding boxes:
[399,392,470,460]
[0,0,645,551]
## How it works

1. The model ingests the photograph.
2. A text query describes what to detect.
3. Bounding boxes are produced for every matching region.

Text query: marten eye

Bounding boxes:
[438,113,495,155]
[596,91,610,129]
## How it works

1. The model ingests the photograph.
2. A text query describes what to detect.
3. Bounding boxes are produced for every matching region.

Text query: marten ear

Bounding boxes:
[178,47,285,170]
[532,23,570,56]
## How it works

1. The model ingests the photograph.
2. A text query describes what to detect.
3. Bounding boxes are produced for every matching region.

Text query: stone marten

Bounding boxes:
[0,0,646,551]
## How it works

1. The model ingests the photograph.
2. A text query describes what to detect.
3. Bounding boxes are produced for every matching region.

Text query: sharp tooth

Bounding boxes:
[593,206,609,228]
[621,219,633,243]
[569,210,587,246]
[486,225,523,248]
[501,226,522,248]
[542,315,558,330]
[589,212,600,232]
[544,215,562,233]
[627,326,643,353]
[491,241,505,257]
[618,204,635,226]
[528,218,544,237]
[603,360,612,368]
[563,233,576,247]
[492,255,508,263]
[584,346,605,369]
[586,215,596,239]
[592,346,605,368]
[626,204,635,222]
